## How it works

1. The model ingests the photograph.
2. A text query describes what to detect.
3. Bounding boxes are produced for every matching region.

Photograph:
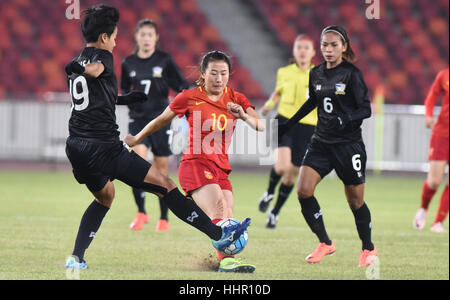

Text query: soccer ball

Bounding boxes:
[216,218,249,255]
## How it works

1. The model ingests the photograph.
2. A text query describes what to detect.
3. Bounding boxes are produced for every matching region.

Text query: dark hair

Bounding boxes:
[320,25,356,62]
[135,19,158,35]
[196,50,232,86]
[81,5,120,43]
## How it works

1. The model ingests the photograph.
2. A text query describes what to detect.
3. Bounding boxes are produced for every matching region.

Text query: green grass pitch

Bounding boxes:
[0,170,448,280]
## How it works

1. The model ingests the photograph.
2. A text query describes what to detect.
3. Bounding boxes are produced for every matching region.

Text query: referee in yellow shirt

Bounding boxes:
[259,34,317,229]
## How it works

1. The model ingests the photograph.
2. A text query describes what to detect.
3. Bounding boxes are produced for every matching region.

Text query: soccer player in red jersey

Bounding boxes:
[414,68,449,233]
[124,51,265,272]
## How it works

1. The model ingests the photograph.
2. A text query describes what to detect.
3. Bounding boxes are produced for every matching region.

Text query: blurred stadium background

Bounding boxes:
[0,0,448,172]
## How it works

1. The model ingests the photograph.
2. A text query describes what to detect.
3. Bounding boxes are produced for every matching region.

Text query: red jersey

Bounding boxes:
[169,86,255,173]
[425,69,449,138]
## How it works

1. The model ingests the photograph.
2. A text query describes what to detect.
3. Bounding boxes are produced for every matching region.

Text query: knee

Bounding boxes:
[297,186,314,199]
[163,177,177,191]
[347,197,364,211]
[427,179,442,191]
[97,187,115,207]
[273,164,286,176]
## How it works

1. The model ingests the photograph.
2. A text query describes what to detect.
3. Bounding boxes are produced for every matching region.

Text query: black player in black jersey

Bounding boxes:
[63,5,250,270]
[121,19,190,232]
[279,25,377,267]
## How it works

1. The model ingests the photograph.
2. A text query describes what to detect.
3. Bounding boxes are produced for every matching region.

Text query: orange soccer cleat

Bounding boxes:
[305,241,336,264]
[358,246,378,267]
[155,219,170,232]
[130,212,149,231]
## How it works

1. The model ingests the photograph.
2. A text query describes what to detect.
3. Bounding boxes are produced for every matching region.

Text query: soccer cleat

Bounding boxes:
[358,246,378,267]
[413,208,427,230]
[130,212,149,231]
[305,241,336,264]
[212,218,251,253]
[266,209,278,229]
[65,256,88,269]
[431,222,447,233]
[258,192,275,213]
[155,219,170,231]
[218,257,256,273]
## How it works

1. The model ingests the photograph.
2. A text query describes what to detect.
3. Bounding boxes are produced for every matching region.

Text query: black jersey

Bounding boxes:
[121,50,189,120]
[284,60,371,144]
[67,47,120,142]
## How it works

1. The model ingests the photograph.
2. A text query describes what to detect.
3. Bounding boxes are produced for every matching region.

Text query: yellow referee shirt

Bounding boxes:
[275,63,317,126]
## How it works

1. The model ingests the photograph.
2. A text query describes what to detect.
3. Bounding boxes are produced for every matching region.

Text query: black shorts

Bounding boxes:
[129,118,172,157]
[276,115,315,167]
[302,138,367,186]
[65,136,151,193]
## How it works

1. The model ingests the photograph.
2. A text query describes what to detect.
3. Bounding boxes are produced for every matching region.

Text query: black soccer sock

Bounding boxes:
[267,167,282,195]
[159,197,169,220]
[299,196,331,245]
[161,188,222,240]
[352,203,374,251]
[271,183,294,215]
[72,200,109,261]
[132,188,146,214]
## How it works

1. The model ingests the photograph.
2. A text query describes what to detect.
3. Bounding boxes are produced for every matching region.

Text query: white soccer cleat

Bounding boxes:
[413,208,427,230]
[431,222,447,233]
[258,191,274,213]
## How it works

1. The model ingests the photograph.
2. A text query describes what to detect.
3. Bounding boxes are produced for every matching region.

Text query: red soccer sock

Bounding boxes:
[212,218,234,262]
[434,185,449,224]
[421,181,437,210]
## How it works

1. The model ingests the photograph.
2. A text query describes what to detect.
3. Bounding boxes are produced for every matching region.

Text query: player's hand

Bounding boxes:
[116,91,148,105]
[227,103,246,119]
[127,91,148,103]
[261,106,270,116]
[425,116,435,129]
[123,135,138,148]
[325,115,350,130]
[65,61,85,75]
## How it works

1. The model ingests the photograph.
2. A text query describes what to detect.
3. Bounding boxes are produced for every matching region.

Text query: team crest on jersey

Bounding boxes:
[335,83,346,95]
[204,170,213,180]
[153,66,163,78]
[129,70,136,78]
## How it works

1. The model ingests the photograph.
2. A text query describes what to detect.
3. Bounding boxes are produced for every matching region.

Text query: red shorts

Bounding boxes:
[178,158,233,195]
[428,134,449,162]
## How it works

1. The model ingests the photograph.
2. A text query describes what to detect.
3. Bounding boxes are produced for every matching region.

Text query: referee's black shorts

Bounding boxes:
[129,118,172,157]
[302,138,367,186]
[65,136,151,193]
[276,114,315,167]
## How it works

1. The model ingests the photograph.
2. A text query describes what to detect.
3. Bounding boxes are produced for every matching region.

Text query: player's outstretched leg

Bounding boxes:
[135,165,251,250]
[65,181,114,269]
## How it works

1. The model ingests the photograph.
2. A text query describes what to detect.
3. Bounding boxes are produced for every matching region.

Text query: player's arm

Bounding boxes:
[424,71,444,128]
[261,91,281,116]
[124,106,177,147]
[227,103,266,131]
[278,74,318,136]
[343,69,371,123]
[65,60,105,78]
[166,55,191,92]
[120,61,132,94]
